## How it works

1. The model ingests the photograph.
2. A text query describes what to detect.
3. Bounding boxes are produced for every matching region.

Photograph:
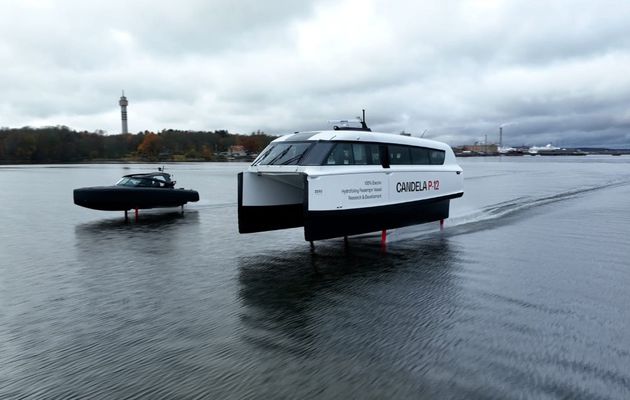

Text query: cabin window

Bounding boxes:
[300,142,334,165]
[429,149,445,165]
[291,141,443,166]
[410,147,430,165]
[388,145,411,165]
[352,144,368,164]
[386,145,446,165]
[326,143,353,165]
[253,142,313,165]
[324,142,382,165]
[352,143,381,165]
[366,144,382,165]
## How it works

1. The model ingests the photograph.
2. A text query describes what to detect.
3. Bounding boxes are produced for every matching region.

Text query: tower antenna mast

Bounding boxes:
[119,91,129,134]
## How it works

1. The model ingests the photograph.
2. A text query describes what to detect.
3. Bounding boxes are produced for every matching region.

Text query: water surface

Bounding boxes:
[1,157,629,399]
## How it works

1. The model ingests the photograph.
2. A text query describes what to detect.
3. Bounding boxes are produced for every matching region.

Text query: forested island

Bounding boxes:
[0,126,277,163]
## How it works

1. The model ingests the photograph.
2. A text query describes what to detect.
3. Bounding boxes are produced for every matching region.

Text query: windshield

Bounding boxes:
[116,177,167,187]
[252,142,313,166]
[116,177,141,186]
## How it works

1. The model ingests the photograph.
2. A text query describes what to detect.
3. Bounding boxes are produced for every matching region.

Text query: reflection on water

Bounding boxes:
[75,210,200,238]
[235,238,479,397]
[75,210,200,259]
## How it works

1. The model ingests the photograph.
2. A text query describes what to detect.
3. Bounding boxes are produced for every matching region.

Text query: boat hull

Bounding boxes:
[73,186,199,211]
[238,172,463,241]
[304,193,460,241]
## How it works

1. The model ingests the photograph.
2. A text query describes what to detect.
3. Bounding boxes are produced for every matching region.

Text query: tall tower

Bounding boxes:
[119,91,129,134]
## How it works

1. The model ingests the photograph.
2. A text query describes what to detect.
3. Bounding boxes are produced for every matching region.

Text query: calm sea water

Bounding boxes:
[1,157,629,399]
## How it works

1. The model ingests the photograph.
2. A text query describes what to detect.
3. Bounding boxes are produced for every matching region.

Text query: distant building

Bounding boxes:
[119,91,129,134]
[228,145,247,157]
[461,143,498,154]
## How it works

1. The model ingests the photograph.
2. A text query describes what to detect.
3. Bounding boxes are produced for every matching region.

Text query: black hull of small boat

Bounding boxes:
[74,186,199,211]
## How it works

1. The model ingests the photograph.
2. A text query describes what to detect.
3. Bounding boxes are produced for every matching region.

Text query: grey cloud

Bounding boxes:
[1,0,630,147]
[99,0,319,56]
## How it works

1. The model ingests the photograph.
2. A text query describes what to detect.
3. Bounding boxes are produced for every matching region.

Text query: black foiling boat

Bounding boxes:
[74,172,199,211]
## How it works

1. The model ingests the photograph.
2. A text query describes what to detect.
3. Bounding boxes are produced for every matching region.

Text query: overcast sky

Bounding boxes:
[1,0,630,147]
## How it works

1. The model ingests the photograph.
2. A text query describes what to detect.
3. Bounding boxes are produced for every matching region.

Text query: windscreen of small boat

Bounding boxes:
[116,177,142,186]
[252,142,313,166]
[116,177,164,187]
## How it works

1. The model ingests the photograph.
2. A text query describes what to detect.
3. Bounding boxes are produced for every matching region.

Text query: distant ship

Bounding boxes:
[498,147,525,156]
[238,112,464,242]
[529,144,587,156]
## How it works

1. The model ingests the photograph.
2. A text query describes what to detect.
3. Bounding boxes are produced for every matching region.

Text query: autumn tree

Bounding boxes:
[0,127,277,163]
[137,132,162,159]
[237,131,274,154]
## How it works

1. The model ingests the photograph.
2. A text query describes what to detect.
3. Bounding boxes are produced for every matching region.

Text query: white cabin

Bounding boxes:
[238,129,463,241]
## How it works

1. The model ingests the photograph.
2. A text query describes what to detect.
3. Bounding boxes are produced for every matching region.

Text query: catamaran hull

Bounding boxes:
[74,186,200,211]
[303,193,460,241]
[238,172,462,241]
[237,173,304,233]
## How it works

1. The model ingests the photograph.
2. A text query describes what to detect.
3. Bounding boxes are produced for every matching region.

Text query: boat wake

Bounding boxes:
[187,200,235,210]
[386,178,630,242]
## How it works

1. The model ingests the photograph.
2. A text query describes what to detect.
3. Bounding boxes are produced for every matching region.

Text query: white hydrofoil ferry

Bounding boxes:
[238,114,463,241]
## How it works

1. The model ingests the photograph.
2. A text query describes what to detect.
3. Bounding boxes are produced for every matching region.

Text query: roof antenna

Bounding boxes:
[361,109,369,130]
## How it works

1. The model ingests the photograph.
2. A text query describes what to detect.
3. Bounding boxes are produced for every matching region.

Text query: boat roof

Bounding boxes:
[273,130,452,151]
[122,172,172,181]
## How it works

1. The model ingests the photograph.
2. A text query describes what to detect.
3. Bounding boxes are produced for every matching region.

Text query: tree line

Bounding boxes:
[0,126,277,163]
